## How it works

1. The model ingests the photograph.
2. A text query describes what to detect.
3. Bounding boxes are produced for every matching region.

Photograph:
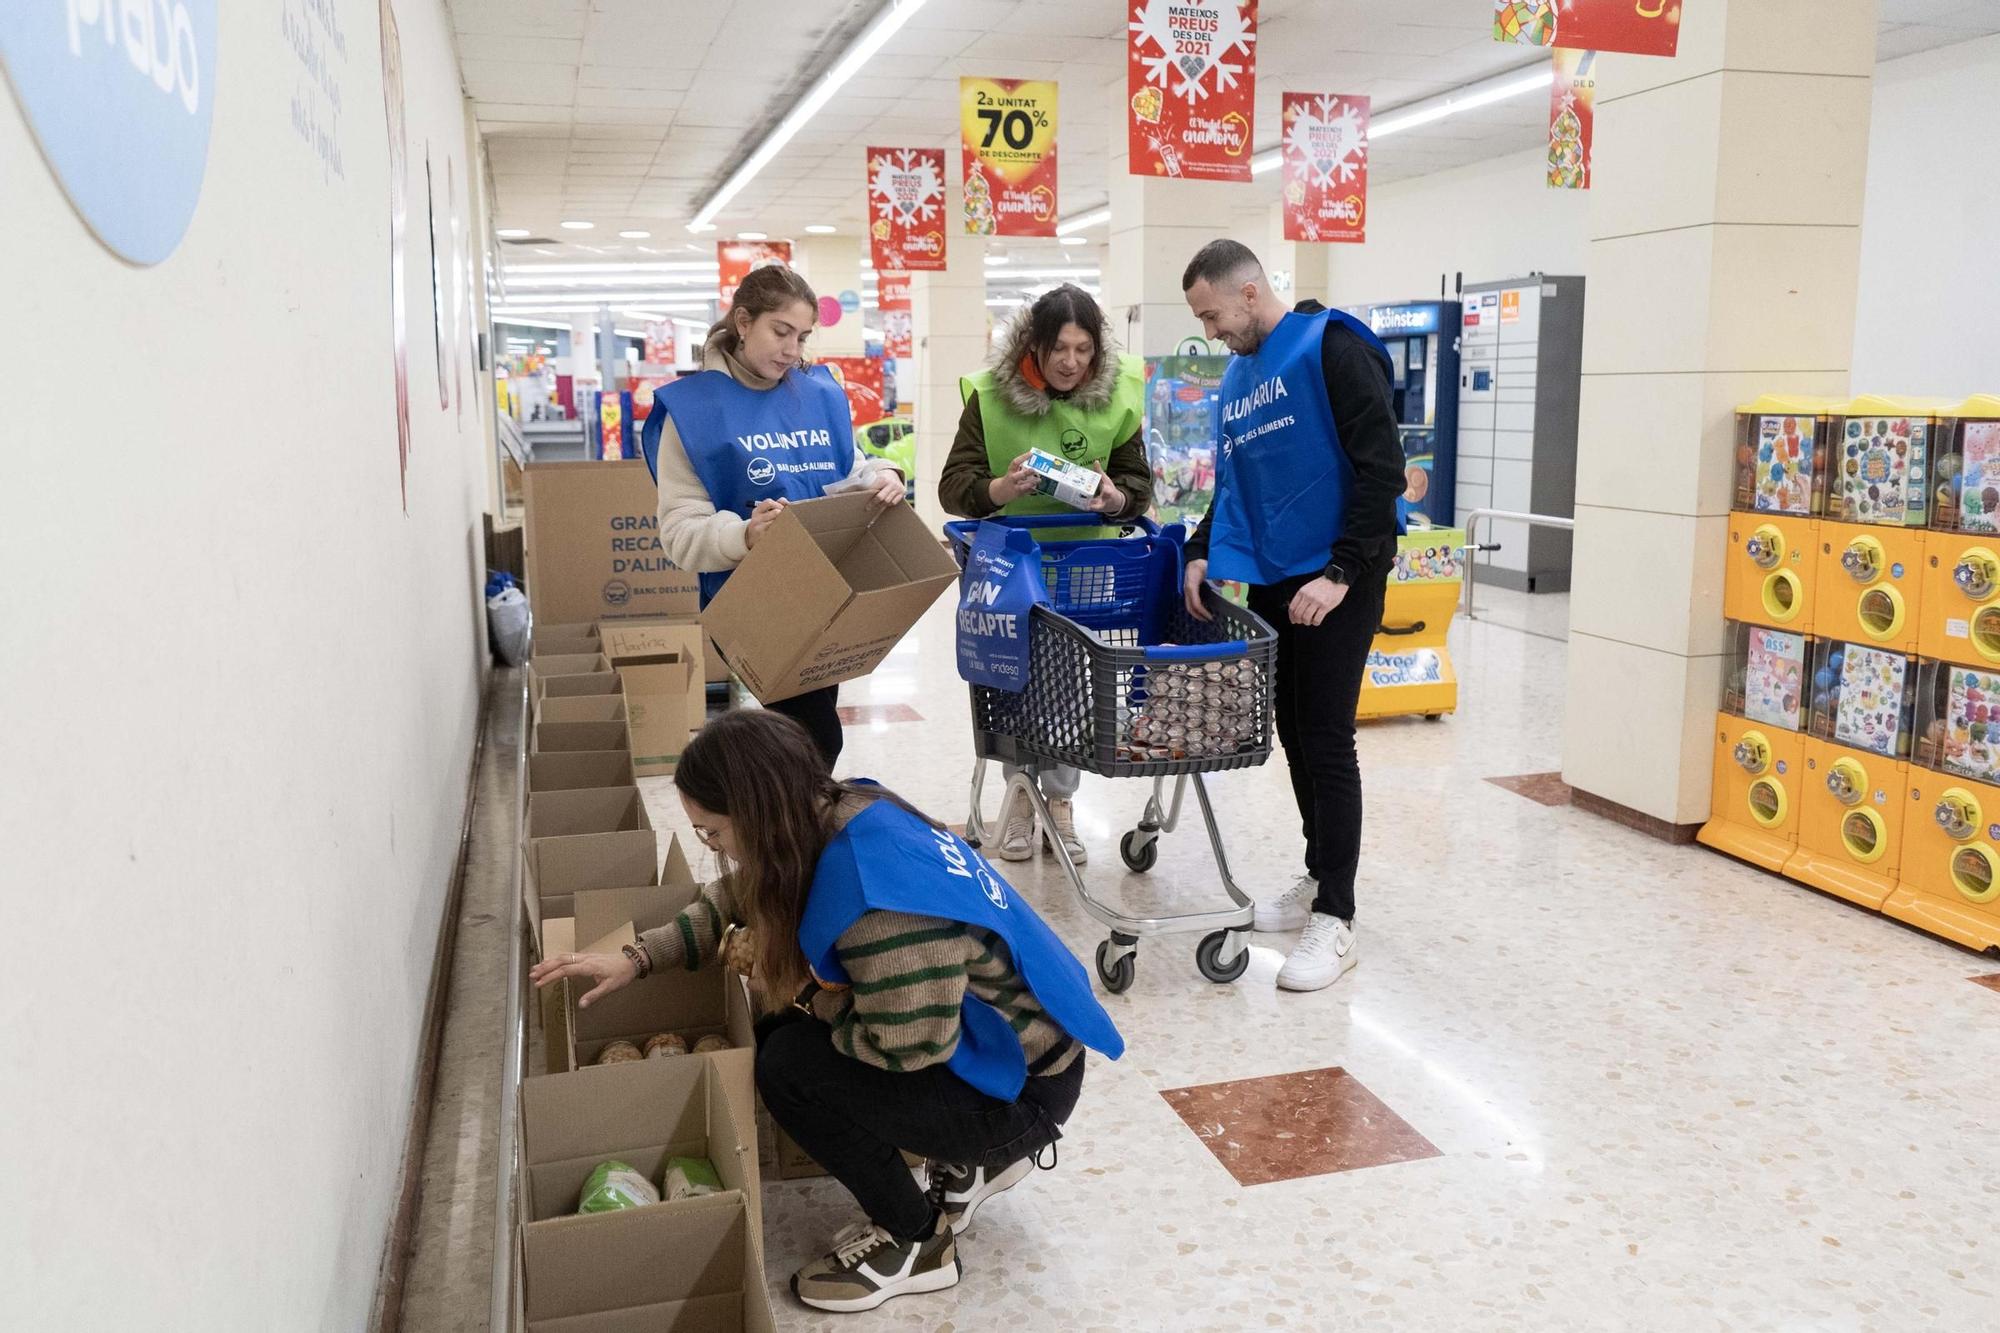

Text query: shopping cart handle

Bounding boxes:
[1143,640,1247,662]
[943,512,1161,546]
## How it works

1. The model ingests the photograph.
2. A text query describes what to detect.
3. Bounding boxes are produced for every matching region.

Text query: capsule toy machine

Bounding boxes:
[1357,529,1465,722]
[1813,397,1948,652]
[1781,638,1919,909]
[1884,661,2000,954]
[1698,621,1813,871]
[1724,397,1833,634]
[1917,396,2000,670]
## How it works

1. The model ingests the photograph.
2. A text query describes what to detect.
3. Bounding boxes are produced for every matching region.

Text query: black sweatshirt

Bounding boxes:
[1183,300,1406,586]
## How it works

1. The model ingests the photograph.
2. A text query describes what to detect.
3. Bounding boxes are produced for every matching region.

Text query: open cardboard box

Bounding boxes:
[537,917,576,1075]
[600,620,708,776]
[528,652,612,692]
[528,751,637,795]
[520,1191,773,1333]
[522,460,702,627]
[526,786,653,841]
[524,827,659,938]
[534,670,624,705]
[532,720,633,755]
[701,492,957,704]
[533,620,600,658]
[535,695,628,726]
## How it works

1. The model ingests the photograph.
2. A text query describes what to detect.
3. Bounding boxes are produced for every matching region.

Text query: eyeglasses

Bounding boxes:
[691,823,726,850]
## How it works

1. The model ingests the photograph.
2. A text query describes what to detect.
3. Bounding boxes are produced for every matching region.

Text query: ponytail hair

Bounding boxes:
[707,263,820,356]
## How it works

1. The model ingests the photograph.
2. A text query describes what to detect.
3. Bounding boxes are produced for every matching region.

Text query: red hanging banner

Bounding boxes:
[877,274,913,358]
[960,78,1059,237]
[1126,0,1259,182]
[1548,49,1597,190]
[868,147,948,272]
[1494,1,1681,58]
[820,356,885,427]
[1280,93,1369,245]
[716,240,792,309]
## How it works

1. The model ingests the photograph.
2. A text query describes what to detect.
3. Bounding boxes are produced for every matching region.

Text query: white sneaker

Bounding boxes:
[996,787,1035,862]
[1043,798,1088,864]
[1254,874,1317,932]
[1276,914,1358,992]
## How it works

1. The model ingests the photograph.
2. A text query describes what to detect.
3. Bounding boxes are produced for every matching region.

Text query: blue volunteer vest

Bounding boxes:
[1206,308,1396,586]
[800,794,1125,1101]
[643,364,856,604]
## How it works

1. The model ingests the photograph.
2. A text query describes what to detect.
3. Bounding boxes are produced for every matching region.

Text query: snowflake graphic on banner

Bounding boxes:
[1285,94,1366,188]
[870,149,943,226]
[1130,0,1256,105]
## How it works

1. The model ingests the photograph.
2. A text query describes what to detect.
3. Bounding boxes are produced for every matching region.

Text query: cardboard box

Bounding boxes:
[528,751,636,795]
[531,720,633,755]
[524,823,658,935]
[532,631,599,659]
[533,695,628,726]
[702,493,958,704]
[527,652,611,689]
[537,916,575,1072]
[600,620,708,776]
[527,786,652,840]
[537,621,600,643]
[523,460,701,626]
[533,670,623,704]
[1025,446,1104,509]
[520,1183,772,1332]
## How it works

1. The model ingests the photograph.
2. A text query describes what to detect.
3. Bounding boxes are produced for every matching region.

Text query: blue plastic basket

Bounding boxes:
[944,514,1182,637]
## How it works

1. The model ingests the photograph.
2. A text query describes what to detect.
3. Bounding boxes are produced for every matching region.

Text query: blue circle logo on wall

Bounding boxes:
[839,290,861,315]
[1,0,219,265]
[746,458,776,486]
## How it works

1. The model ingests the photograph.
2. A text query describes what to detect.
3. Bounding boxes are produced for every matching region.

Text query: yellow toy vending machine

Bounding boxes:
[1356,529,1463,722]
[1918,396,2000,668]
[1725,397,1834,633]
[1885,661,2000,954]
[1813,397,1946,652]
[1781,638,1919,909]
[1699,621,1812,871]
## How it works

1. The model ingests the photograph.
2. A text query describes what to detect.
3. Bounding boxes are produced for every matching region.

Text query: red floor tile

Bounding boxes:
[1971,974,2000,994]
[1486,771,1574,807]
[1160,1066,1440,1187]
[837,703,924,725]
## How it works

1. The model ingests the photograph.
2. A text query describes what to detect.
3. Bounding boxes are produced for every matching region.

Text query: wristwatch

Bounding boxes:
[1322,559,1349,586]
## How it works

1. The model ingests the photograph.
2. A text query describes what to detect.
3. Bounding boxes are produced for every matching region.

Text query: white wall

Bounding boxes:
[1852,33,2000,397]
[1319,147,1595,309]
[0,1,490,1327]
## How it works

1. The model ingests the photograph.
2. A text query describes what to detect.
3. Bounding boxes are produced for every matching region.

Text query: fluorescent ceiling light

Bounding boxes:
[688,223,717,234]
[492,317,573,332]
[1057,207,1110,230]
[805,224,837,234]
[984,255,1009,267]
[737,231,769,241]
[1057,234,1086,246]
[1249,61,1553,176]
[497,228,530,239]
[687,0,930,231]
[618,229,652,239]
[560,220,595,230]
[504,262,718,275]
[989,266,1098,280]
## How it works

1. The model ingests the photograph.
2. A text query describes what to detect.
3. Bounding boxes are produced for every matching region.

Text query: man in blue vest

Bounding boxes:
[1180,239,1406,992]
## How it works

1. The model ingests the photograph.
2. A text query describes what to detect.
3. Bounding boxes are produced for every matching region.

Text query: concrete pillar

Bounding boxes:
[1260,200,1333,308]
[794,234,867,357]
[1560,0,1877,829]
[909,150,990,531]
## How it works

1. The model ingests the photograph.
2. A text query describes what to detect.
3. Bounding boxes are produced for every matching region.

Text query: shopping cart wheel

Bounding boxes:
[1095,936,1137,994]
[1195,930,1249,984]
[1119,829,1159,873]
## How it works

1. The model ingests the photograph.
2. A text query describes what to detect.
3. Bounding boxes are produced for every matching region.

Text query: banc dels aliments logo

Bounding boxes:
[1,0,220,264]
[747,457,776,486]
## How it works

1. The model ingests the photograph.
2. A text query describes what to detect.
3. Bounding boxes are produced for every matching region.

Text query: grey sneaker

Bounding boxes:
[791,1215,959,1313]
[927,1156,1035,1235]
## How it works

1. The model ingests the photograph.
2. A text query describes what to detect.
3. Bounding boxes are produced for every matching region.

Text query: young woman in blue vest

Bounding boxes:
[1179,239,1407,993]
[939,283,1154,864]
[529,709,1123,1314]
[642,264,906,766]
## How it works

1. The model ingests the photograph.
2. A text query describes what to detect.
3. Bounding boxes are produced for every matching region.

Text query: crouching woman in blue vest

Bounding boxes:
[641,265,905,767]
[529,709,1123,1315]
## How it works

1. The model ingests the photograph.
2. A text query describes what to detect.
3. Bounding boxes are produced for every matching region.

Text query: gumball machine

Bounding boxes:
[1781,638,1919,909]
[1918,396,2000,669]
[1813,397,1949,652]
[1698,620,1814,871]
[1883,660,2000,953]
[1724,397,1834,633]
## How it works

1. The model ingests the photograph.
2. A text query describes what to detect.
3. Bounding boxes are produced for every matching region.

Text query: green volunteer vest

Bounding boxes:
[961,354,1146,520]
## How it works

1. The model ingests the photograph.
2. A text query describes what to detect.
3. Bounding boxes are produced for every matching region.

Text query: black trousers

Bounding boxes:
[1246,572,1385,922]
[754,1011,1084,1242]
[765,683,843,768]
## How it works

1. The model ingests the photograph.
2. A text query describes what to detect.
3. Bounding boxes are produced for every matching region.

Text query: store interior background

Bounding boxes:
[4,1,2000,1327]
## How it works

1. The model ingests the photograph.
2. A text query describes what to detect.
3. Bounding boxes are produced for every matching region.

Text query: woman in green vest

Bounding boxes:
[939,283,1153,865]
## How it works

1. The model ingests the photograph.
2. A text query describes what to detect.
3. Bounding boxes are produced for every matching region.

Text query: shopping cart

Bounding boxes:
[945,513,1279,992]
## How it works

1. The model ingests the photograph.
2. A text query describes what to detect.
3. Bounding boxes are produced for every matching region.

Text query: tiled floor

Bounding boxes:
[416,584,2000,1332]
[1484,770,1575,807]
[1971,973,2000,994]
[1160,1066,1441,1187]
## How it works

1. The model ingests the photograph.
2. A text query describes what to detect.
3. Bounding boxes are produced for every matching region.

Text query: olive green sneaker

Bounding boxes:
[791,1214,959,1313]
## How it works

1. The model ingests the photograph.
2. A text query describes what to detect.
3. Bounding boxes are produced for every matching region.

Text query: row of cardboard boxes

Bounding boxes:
[1725,395,2000,661]
[1700,622,2000,957]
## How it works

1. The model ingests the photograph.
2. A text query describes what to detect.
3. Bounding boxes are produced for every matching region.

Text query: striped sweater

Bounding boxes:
[639,803,1081,1080]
